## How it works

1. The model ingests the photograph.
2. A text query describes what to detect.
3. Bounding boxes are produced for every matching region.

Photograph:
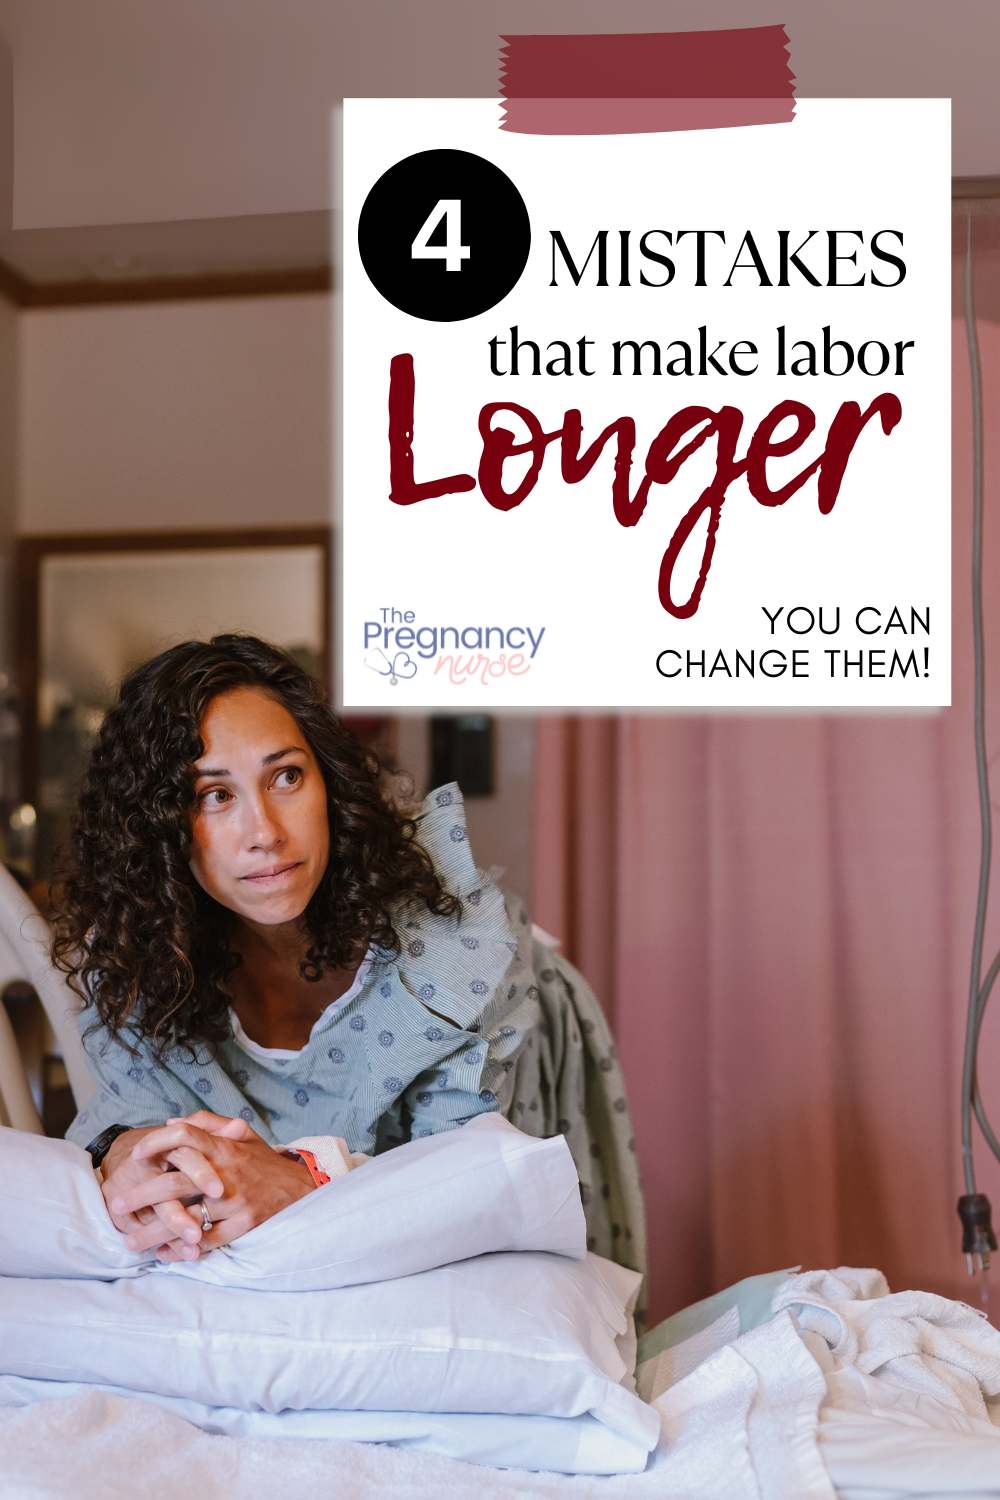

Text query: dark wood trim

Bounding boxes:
[954,177,1000,202]
[0,256,28,304]
[17,526,329,555]
[15,526,332,816]
[0,263,330,308]
[18,265,331,308]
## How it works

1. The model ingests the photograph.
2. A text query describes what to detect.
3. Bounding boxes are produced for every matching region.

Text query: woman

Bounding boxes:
[55,634,538,1263]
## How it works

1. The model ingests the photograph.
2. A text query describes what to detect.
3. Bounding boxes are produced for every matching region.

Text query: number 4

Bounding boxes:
[411,199,470,273]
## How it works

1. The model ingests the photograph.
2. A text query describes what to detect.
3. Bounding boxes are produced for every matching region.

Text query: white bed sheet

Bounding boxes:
[4,1390,622,1500]
[0,1374,650,1479]
[5,1266,1000,1498]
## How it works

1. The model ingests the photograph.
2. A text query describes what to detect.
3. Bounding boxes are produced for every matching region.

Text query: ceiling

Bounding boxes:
[0,0,995,299]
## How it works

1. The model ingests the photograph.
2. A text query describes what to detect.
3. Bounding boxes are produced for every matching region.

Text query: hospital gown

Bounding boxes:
[65,785,540,1156]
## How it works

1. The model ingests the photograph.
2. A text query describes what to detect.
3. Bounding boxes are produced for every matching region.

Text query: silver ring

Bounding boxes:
[199,1201,213,1232]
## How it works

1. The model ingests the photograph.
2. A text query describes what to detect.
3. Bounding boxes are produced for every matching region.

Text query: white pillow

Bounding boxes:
[0,1130,140,1280]
[174,1113,584,1291]
[0,1252,658,1458]
[0,1114,584,1286]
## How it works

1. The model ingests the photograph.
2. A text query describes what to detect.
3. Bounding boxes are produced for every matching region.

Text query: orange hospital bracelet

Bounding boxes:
[288,1147,331,1188]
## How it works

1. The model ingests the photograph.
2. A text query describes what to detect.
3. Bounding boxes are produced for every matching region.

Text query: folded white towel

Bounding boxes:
[773,1266,1000,1424]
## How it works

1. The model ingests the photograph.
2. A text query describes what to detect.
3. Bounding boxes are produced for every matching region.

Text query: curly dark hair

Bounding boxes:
[51,633,459,1059]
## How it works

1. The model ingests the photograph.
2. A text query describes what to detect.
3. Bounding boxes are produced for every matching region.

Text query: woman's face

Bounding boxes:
[187,686,330,932]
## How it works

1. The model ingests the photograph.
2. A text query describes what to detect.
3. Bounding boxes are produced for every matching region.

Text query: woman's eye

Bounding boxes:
[200,788,231,807]
[274,766,303,788]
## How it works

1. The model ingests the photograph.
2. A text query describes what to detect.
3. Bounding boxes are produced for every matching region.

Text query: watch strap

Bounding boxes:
[85,1122,132,1170]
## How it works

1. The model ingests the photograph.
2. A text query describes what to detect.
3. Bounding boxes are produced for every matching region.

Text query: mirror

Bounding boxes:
[15,527,330,879]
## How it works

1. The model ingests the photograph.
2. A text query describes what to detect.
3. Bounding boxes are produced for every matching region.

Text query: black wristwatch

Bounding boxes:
[85,1123,132,1171]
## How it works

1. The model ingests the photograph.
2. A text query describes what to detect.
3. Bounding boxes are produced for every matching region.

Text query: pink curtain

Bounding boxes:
[533,228,1000,1326]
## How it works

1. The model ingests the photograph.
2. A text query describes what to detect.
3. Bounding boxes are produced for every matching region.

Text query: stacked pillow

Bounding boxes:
[0,1115,658,1474]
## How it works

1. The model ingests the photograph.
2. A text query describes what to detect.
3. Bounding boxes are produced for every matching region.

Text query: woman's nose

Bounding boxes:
[242,798,284,851]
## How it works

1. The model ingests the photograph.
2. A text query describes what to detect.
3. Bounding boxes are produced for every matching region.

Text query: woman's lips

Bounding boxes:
[241,862,301,884]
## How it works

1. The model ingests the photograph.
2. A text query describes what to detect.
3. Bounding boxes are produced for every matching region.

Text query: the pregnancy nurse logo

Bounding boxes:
[339,91,951,709]
[363,606,546,689]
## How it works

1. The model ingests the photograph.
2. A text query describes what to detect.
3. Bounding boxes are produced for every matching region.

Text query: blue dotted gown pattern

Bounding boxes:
[66,785,540,1156]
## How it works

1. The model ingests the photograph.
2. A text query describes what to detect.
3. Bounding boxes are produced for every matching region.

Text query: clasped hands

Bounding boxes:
[100,1110,316,1262]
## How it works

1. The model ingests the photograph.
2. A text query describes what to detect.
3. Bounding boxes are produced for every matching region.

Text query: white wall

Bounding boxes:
[18,294,329,533]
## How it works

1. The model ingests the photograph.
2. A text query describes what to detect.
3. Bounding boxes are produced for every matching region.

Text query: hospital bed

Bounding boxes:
[2,865,1000,1497]
[0,862,93,1133]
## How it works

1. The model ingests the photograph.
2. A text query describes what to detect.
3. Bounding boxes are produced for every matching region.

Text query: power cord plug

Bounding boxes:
[958,1193,997,1277]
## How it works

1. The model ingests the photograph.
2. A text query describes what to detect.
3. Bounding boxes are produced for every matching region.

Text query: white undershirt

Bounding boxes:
[228,951,374,1060]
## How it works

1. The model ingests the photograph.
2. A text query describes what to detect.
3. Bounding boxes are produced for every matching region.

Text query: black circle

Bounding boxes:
[358,148,530,322]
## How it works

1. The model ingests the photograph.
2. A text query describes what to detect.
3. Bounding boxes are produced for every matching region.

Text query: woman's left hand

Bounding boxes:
[113,1110,315,1256]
